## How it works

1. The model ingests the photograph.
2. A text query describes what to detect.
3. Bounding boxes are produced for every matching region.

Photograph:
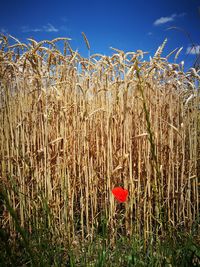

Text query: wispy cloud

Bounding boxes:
[43,23,59,32]
[21,23,59,33]
[60,25,70,33]
[153,13,186,26]
[60,17,68,23]
[0,27,7,33]
[186,45,200,55]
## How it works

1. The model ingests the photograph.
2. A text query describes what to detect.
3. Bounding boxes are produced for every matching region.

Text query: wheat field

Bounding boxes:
[0,35,199,264]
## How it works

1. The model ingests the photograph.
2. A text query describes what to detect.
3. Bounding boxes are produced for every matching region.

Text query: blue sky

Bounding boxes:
[1,0,200,70]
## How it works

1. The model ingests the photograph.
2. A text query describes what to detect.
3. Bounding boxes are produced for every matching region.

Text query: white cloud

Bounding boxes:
[147,31,153,36]
[153,13,186,26]
[154,14,175,26]
[186,45,200,55]
[21,23,59,33]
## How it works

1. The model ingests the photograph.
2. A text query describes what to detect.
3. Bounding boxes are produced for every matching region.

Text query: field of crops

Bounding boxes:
[0,35,199,266]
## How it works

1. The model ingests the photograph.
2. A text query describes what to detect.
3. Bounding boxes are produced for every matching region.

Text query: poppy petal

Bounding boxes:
[112,187,128,202]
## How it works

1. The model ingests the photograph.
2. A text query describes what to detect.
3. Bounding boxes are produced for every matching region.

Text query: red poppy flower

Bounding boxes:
[112,187,128,203]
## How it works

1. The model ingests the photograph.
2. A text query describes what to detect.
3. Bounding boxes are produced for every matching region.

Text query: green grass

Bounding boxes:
[0,186,199,267]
